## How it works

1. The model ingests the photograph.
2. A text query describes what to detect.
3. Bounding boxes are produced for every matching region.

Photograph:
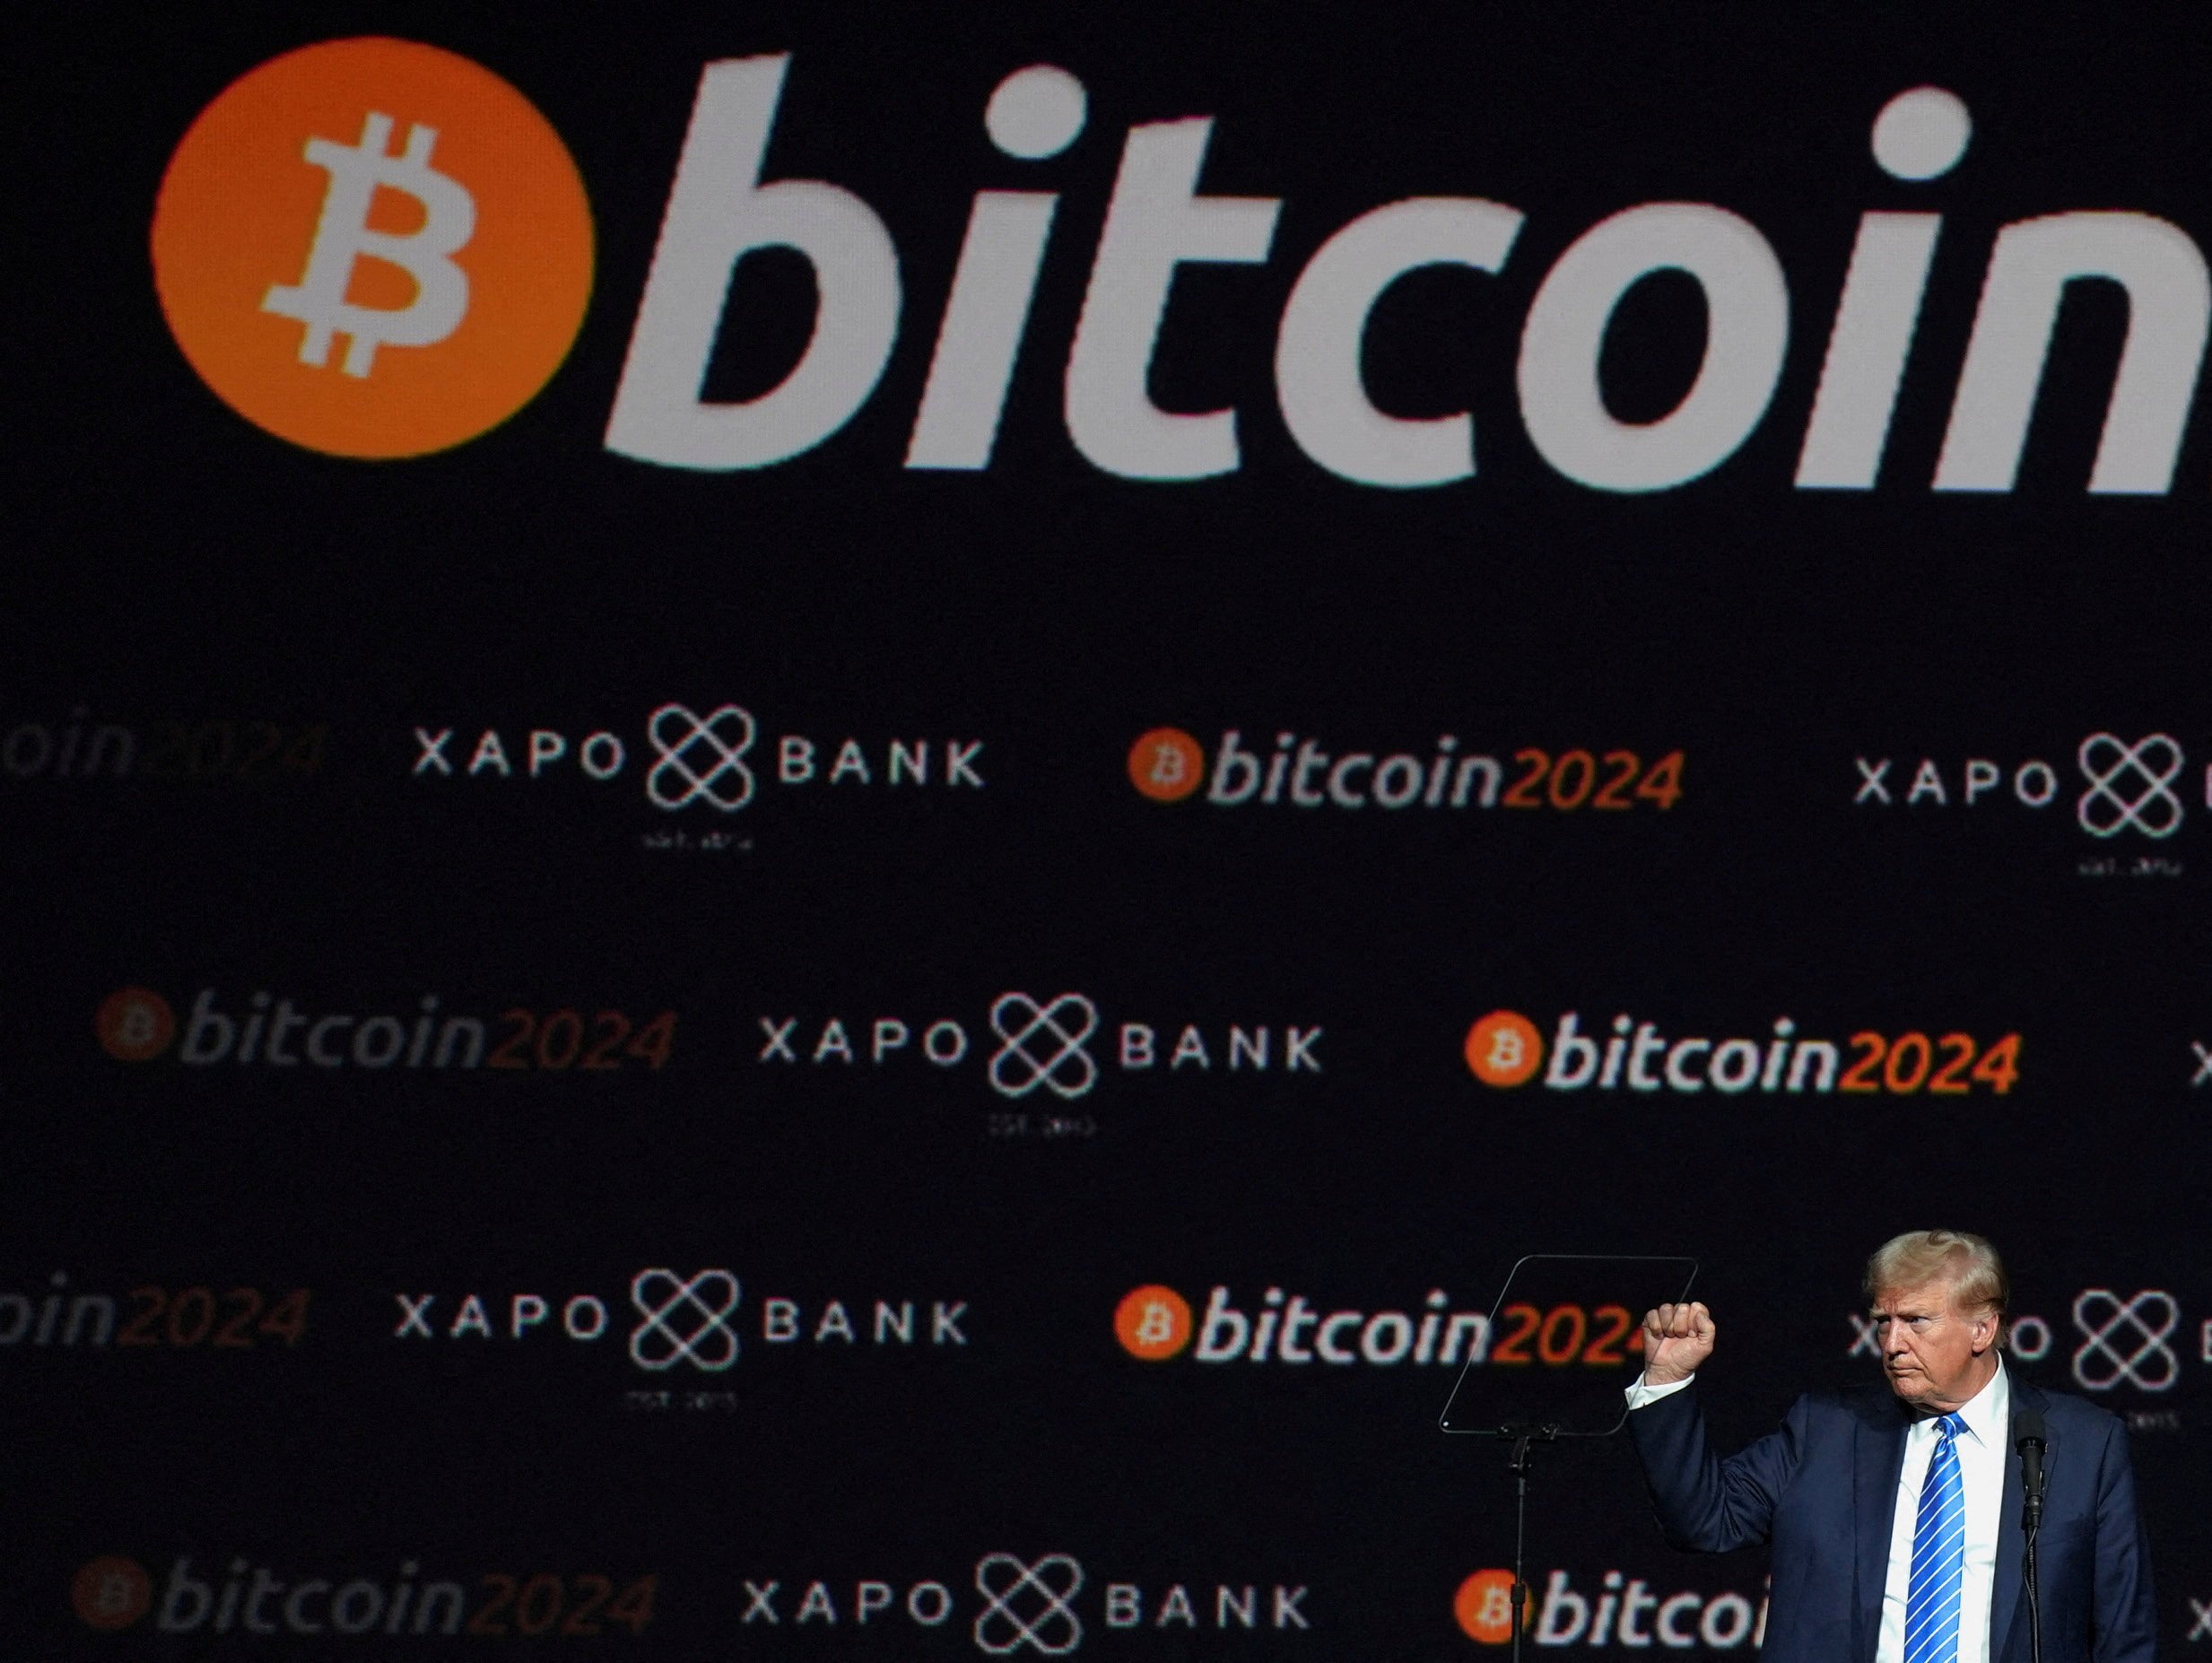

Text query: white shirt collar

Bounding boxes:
[1935,1356,2008,1446]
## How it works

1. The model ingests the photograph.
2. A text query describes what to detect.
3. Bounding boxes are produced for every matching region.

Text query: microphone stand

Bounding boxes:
[2018,1425,2047,1663]
[1502,1422,1559,1663]
[2024,1527,2042,1663]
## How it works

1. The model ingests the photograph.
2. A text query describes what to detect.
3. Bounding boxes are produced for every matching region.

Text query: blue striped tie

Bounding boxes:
[1904,1413,1968,1663]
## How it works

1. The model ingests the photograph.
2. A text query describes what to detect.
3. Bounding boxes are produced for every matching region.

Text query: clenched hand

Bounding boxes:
[1641,1301,1715,1386]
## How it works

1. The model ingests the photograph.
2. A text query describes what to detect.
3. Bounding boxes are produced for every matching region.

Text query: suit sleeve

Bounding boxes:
[1624,1380,1809,1553]
[2088,1415,2157,1663]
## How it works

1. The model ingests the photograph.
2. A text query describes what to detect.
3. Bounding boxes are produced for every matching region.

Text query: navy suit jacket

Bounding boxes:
[1626,1376,2155,1663]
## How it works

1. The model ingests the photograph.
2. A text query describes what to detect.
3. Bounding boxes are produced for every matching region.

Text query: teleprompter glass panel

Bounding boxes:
[1439,1256,1698,1439]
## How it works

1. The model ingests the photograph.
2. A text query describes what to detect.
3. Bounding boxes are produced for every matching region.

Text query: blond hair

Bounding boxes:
[1864,1229,2008,1319]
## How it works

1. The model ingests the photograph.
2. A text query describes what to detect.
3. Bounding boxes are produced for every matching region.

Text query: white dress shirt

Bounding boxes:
[1877,1363,2007,1663]
[1626,1363,2009,1663]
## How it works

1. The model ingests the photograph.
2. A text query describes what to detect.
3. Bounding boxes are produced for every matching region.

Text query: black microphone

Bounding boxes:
[2016,1406,2048,1534]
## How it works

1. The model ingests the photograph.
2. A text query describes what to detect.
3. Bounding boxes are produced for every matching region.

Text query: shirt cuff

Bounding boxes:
[1624,1371,1694,1409]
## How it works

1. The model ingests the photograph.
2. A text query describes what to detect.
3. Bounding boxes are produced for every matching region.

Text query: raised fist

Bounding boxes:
[1641,1301,1716,1386]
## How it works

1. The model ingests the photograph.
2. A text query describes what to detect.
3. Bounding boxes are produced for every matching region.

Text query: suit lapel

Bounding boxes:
[1994,1378,2053,1663]
[1855,1394,1910,1663]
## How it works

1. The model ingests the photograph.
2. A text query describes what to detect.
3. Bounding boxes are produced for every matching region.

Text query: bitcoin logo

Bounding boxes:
[1454,1569,1524,1645]
[1128,727,1206,802]
[1464,1010,1543,1087]
[1115,1284,1192,1360]
[261,112,475,377]
[152,37,592,457]
[98,988,176,1062]
[73,1556,152,1631]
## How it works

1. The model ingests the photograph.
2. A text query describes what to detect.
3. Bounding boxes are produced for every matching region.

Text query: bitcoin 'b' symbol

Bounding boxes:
[98,988,177,1062]
[262,111,475,378]
[1128,727,1206,802]
[1455,1570,1525,1645]
[73,1557,152,1631]
[1115,1284,1192,1359]
[1465,1010,1543,1088]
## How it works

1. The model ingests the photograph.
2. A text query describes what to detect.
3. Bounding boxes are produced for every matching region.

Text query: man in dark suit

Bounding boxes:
[1627,1230,2155,1663]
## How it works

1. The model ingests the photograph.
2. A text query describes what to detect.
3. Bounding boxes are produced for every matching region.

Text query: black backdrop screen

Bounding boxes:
[8,4,2209,1655]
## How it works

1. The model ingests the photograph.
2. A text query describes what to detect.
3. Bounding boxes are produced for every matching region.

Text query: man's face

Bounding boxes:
[1870,1281,2000,1410]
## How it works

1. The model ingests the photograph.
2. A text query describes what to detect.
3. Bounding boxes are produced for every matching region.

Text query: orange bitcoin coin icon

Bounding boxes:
[98,988,177,1062]
[1464,1010,1543,1087]
[1115,1284,1193,1359]
[1454,1569,1524,1644]
[74,1557,152,1631]
[151,37,593,457]
[1128,727,1206,802]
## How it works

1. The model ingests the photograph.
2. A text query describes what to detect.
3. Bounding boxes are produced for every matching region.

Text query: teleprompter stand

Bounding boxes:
[1439,1256,1699,1663]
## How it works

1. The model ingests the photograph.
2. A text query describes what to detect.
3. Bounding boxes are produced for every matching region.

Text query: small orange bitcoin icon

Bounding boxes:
[1454,1569,1525,1644]
[1464,1010,1543,1087]
[97,988,176,1062]
[1115,1284,1193,1359]
[1128,727,1206,802]
[74,1556,152,1631]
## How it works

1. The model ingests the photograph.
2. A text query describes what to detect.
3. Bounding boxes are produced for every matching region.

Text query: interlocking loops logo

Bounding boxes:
[2076,734,2185,839]
[974,1554,1084,1656]
[151,37,593,457]
[989,994,1100,1100]
[2071,1288,2180,1392]
[647,703,758,812]
[629,1268,742,1372]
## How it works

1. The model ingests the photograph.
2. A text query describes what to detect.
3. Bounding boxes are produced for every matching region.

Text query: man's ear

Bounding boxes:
[1971,1310,1999,1355]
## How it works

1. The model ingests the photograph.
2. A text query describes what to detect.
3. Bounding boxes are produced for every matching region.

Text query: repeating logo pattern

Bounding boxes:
[68,28,2212,1663]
